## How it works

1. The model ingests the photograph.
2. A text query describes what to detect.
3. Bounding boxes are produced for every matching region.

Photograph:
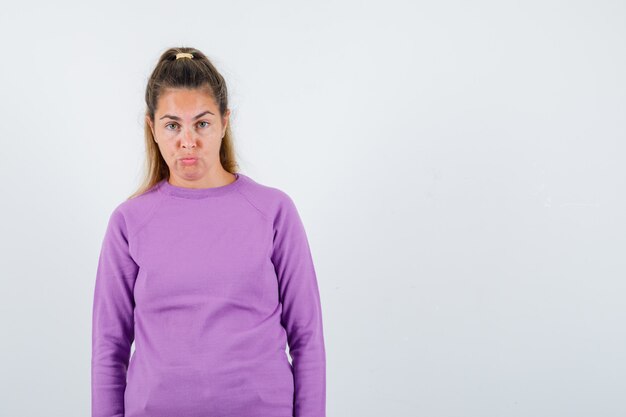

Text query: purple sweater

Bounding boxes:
[91,173,326,417]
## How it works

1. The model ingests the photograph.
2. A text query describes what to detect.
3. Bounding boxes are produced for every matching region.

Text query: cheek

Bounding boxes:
[157,144,176,159]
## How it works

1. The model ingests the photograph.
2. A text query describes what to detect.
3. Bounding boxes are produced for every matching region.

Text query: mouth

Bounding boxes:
[179,157,198,165]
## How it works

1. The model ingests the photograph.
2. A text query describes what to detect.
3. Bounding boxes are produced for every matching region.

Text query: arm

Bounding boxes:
[91,207,138,417]
[271,194,326,417]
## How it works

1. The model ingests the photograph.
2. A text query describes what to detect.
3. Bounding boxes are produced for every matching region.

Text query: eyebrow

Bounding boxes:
[159,110,214,121]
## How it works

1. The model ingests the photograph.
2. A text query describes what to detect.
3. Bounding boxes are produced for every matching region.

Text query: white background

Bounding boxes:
[0,1,624,416]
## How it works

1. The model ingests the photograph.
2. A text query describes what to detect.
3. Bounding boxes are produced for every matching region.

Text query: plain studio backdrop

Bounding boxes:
[0,1,624,416]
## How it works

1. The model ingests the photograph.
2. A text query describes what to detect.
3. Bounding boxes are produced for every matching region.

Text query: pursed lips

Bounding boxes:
[179,157,198,165]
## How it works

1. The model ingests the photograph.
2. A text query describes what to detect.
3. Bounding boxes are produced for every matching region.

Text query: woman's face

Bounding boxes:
[146,87,230,185]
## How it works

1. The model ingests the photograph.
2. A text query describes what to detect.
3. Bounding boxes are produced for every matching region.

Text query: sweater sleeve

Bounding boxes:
[271,194,326,417]
[91,207,138,417]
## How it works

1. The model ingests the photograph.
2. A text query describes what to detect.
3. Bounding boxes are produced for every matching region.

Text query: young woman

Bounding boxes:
[91,47,326,417]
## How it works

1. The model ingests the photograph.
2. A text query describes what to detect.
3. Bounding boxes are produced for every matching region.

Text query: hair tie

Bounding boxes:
[176,52,194,60]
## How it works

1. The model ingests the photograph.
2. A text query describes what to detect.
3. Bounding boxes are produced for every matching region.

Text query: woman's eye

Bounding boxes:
[165,122,209,130]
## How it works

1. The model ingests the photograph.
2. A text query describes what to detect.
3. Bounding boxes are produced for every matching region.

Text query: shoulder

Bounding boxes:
[236,173,300,221]
[106,182,163,237]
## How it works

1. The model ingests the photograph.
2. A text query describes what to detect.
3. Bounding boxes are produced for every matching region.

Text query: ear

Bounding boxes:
[222,108,231,137]
[146,115,157,142]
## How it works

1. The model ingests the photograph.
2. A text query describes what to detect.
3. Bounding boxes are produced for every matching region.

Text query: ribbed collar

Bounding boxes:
[157,173,245,199]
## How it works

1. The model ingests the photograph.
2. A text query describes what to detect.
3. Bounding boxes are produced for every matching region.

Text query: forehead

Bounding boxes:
[156,88,218,113]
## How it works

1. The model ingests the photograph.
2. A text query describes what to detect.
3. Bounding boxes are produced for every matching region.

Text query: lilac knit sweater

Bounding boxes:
[91,173,326,417]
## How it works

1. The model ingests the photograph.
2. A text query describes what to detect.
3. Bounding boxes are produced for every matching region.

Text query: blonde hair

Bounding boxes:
[128,46,239,200]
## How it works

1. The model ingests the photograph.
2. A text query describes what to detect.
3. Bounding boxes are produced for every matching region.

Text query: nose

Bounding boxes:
[180,126,197,149]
